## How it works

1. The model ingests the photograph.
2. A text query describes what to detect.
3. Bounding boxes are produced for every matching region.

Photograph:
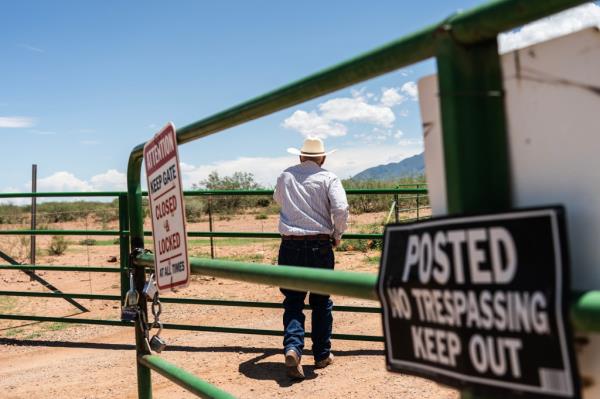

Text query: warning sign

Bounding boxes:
[143,122,190,292]
[377,207,580,398]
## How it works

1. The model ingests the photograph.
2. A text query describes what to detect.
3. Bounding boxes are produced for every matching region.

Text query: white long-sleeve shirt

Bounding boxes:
[273,160,349,240]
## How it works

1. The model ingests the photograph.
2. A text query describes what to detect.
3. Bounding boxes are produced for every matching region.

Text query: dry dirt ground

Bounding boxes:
[0,211,457,398]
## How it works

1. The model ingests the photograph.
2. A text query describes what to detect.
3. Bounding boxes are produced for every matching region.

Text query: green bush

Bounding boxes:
[255,213,268,220]
[256,198,271,207]
[336,223,384,253]
[185,199,205,222]
[0,204,26,224]
[48,236,68,255]
[192,171,266,214]
[79,238,97,246]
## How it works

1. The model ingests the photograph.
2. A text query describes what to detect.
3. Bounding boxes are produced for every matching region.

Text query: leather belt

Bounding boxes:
[282,234,331,241]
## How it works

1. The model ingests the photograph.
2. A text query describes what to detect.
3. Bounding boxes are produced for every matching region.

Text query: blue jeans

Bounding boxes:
[278,239,334,362]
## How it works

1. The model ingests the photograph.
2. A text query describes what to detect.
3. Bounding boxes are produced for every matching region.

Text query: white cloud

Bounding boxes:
[0,170,128,203]
[0,116,35,128]
[394,129,404,139]
[35,170,126,193]
[380,88,405,107]
[0,187,30,205]
[37,172,94,192]
[90,169,126,191]
[283,85,410,138]
[499,3,600,53]
[398,138,423,146]
[353,128,395,144]
[282,110,347,138]
[180,156,294,188]
[401,81,418,100]
[31,129,56,135]
[319,96,395,127]
[180,141,424,185]
[18,43,44,53]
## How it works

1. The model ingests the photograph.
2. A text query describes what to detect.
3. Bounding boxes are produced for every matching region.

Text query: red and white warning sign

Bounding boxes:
[143,122,190,292]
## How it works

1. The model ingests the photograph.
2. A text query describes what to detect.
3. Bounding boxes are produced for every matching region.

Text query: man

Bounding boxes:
[273,136,349,379]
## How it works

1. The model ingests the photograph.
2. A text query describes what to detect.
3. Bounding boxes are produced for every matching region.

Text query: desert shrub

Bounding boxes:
[79,239,97,246]
[0,204,26,224]
[342,177,428,214]
[336,223,384,253]
[255,213,268,220]
[335,239,369,253]
[94,210,119,227]
[255,198,271,207]
[192,171,266,214]
[48,236,68,255]
[185,199,205,222]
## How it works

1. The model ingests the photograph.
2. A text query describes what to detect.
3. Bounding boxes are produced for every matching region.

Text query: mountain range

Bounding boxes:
[351,152,424,181]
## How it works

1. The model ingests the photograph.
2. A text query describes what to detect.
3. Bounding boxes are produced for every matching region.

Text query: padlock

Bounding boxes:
[126,272,139,306]
[120,272,139,321]
[142,274,158,300]
[120,305,138,322]
[149,322,167,353]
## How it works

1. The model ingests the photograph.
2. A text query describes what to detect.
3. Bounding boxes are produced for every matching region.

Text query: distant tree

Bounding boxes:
[193,171,261,191]
[192,171,267,214]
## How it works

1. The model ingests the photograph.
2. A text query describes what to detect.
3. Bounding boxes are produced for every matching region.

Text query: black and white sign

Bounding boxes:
[377,207,580,398]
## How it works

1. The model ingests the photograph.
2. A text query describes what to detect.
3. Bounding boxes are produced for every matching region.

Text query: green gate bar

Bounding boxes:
[0,187,427,198]
[139,355,236,399]
[0,265,121,272]
[0,314,382,342]
[0,283,380,312]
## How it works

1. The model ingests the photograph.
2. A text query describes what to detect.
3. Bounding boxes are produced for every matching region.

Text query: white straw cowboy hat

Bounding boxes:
[287,137,337,157]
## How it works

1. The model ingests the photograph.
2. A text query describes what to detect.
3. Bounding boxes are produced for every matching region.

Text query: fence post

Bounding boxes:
[30,164,37,274]
[416,185,420,221]
[394,193,399,223]
[208,197,215,259]
[435,31,511,214]
[127,153,152,399]
[435,26,511,399]
[118,193,130,305]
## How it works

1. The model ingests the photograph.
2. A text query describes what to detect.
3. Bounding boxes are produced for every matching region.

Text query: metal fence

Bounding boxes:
[0,187,426,397]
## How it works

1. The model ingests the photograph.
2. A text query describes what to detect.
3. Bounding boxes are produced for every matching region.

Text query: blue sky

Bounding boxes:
[2,0,599,196]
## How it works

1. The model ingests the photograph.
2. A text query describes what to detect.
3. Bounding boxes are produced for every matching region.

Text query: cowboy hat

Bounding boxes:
[287,137,337,157]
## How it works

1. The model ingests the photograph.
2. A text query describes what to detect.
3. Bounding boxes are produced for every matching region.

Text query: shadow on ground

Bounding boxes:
[237,348,384,387]
[0,337,383,387]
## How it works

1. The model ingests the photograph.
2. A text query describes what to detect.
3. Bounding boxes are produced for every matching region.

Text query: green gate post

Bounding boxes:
[436,32,511,214]
[127,153,152,399]
[435,28,511,399]
[119,193,130,305]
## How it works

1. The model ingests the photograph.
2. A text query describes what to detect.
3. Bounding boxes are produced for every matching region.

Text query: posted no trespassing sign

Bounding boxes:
[377,207,580,398]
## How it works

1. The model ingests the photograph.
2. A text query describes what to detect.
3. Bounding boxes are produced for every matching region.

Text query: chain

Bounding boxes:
[138,306,152,353]
[151,293,162,328]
